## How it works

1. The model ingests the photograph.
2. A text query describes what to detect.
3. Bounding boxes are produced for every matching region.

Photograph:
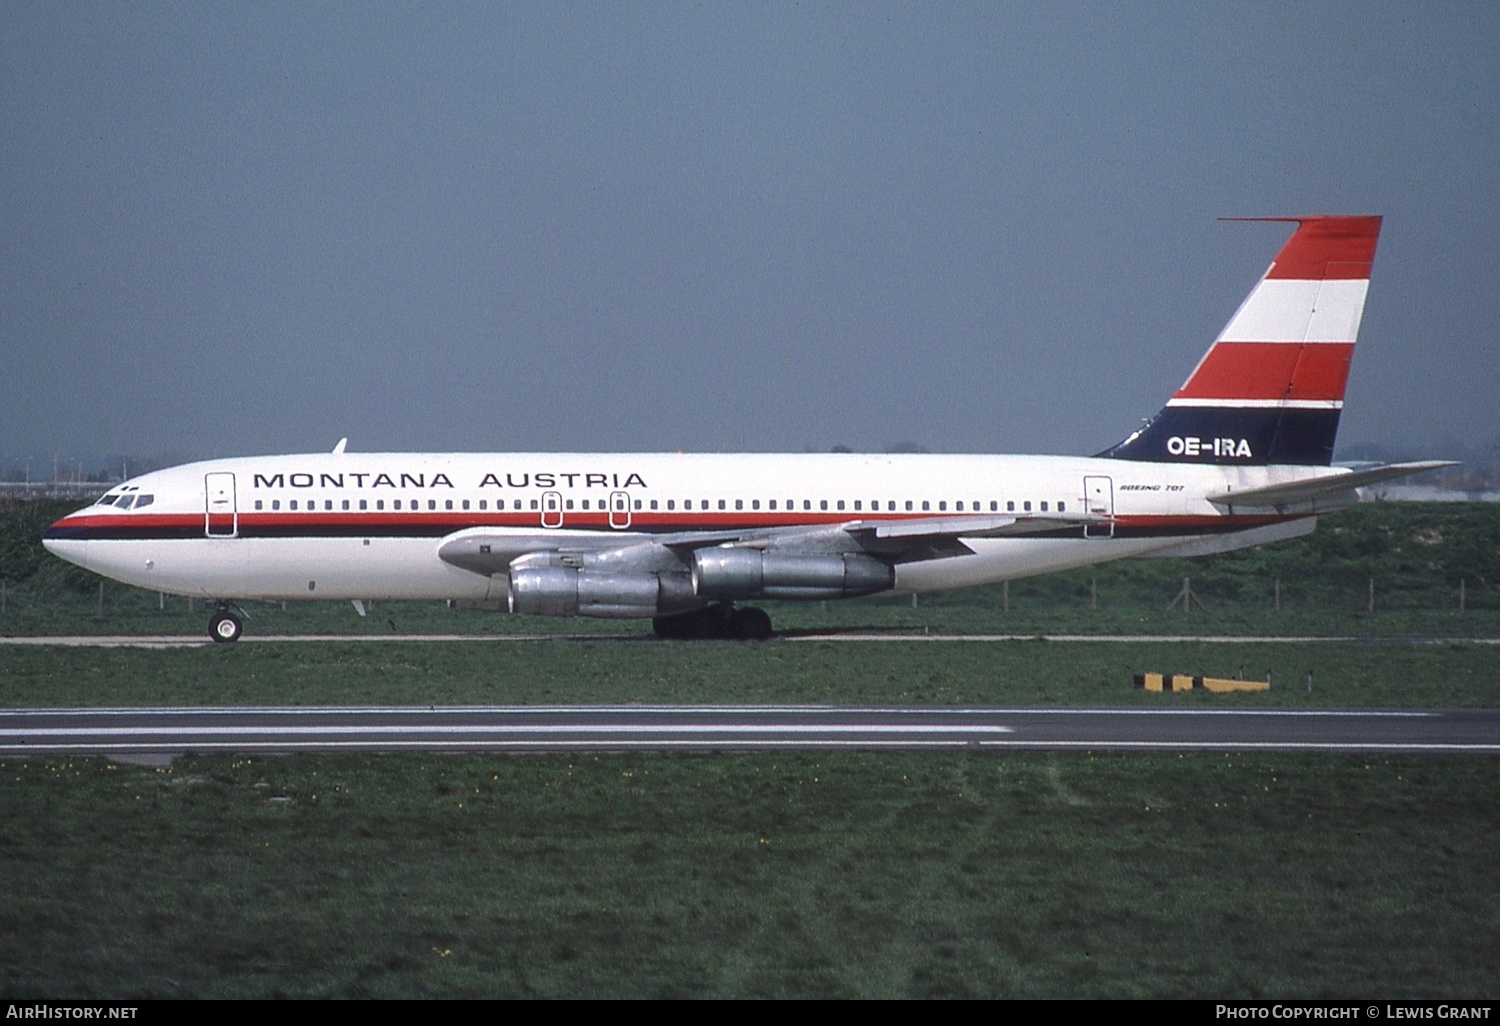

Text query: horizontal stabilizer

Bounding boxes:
[1206,461,1456,509]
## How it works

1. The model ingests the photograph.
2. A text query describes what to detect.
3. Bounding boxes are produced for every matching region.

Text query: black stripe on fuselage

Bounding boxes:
[46,517,1287,543]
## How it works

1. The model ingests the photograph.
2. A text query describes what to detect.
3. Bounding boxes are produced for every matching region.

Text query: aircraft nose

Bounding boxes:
[42,516,89,567]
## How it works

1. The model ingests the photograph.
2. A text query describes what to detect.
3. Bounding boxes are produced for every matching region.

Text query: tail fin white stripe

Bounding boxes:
[1217,279,1370,343]
[1166,398,1343,410]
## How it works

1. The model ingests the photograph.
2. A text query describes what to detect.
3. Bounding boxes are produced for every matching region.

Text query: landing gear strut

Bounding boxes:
[652,603,773,641]
[208,605,243,644]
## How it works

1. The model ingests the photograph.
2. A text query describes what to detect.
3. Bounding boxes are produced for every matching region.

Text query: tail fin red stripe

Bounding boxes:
[1172,341,1354,402]
[1225,215,1382,280]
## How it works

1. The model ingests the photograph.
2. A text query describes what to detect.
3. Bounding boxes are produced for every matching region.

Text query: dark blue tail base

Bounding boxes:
[1098,406,1341,466]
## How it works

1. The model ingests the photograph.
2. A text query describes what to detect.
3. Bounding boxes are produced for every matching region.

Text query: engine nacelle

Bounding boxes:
[692,548,894,601]
[508,568,697,619]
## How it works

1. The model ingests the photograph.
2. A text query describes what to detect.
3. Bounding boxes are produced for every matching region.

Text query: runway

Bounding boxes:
[2,705,1498,756]
[3,632,1499,647]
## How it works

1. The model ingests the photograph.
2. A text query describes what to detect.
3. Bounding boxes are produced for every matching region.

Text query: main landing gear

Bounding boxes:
[208,604,243,644]
[652,603,774,641]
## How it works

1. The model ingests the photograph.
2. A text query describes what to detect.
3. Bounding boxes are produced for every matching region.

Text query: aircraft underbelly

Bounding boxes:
[62,538,489,602]
[893,535,1184,593]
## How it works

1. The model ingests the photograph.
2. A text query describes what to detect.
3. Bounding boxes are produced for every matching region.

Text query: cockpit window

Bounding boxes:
[96,494,120,506]
[133,494,154,509]
[115,495,136,510]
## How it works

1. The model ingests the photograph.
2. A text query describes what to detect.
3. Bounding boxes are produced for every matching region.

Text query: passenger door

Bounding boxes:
[205,472,238,537]
[1083,475,1114,538]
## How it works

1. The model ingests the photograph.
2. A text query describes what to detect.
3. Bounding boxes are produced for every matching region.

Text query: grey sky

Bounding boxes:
[3,3,1497,469]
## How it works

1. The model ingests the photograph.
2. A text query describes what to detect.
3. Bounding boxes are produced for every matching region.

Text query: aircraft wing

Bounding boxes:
[437,511,1105,578]
[1205,461,1457,511]
[845,511,1099,540]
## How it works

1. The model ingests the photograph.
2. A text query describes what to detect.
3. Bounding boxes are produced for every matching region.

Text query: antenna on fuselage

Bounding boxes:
[332,437,348,454]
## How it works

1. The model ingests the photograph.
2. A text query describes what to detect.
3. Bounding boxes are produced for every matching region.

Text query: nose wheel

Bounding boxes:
[209,607,243,643]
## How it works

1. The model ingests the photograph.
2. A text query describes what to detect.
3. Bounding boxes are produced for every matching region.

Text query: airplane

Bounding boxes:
[43,215,1451,643]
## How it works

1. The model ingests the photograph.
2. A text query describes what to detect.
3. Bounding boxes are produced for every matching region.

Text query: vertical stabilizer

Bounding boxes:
[1100,215,1381,466]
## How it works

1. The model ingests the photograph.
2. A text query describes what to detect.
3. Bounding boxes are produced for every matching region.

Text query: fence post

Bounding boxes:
[1002,580,1009,612]
[1367,577,1375,614]
[1459,579,1465,614]
[1090,577,1097,611]
[98,581,104,616]
[1274,577,1280,613]
[1168,577,1202,612]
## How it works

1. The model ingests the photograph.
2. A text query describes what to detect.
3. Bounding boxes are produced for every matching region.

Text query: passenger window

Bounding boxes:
[820,500,828,511]
[254,500,264,511]
[803,500,812,510]
[718,500,726,510]
[530,500,538,510]
[359,500,367,511]
[390,500,398,510]
[1041,501,1048,511]
[479,500,487,510]
[836,500,845,511]
[990,501,998,511]
[853,501,862,511]
[290,500,298,511]
[514,500,522,510]
[751,500,760,510]
[922,501,930,511]
[667,500,675,511]
[462,500,470,510]
[634,500,642,510]
[272,500,281,511]
[905,501,913,511]
[650,500,659,510]
[376,500,385,510]
[1058,501,1065,512]
[938,501,946,511]
[444,500,453,510]
[1023,501,1031,511]
[769,500,777,510]
[888,501,896,511]
[735,500,743,511]
[1007,501,1015,512]
[343,500,351,510]
[429,500,437,511]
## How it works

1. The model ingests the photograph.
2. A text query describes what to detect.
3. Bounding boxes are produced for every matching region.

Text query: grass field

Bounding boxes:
[3,749,1497,998]
[2,637,1498,709]
[1,633,1498,997]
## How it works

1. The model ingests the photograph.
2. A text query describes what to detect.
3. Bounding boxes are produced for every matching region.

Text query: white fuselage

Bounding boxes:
[44,450,1337,605]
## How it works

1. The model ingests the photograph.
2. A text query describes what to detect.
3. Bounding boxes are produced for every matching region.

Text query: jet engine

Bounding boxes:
[508,567,697,619]
[692,548,893,601]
